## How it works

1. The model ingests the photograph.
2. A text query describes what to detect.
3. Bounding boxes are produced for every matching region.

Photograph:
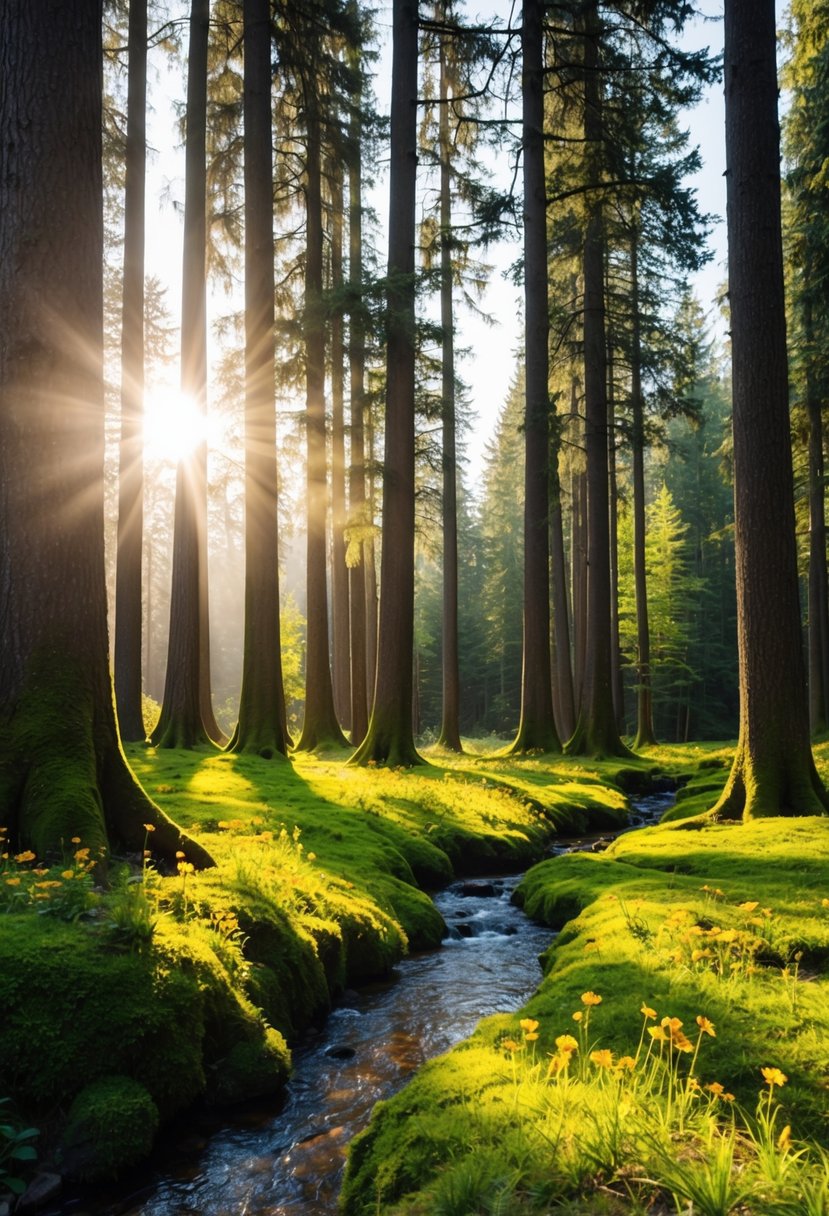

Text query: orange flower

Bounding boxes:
[14,851,35,864]
[581,991,602,1007]
[706,1081,724,1096]
[761,1067,788,1088]
[520,1018,540,1035]
[615,1055,636,1071]
[502,1039,520,1053]
[143,823,155,833]
[648,1025,667,1042]
[696,1016,716,1037]
[640,1003,657,1019]
[590,1049,613,1068]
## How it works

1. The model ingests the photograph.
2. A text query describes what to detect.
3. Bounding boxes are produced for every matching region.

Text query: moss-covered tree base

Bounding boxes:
[710,739,829,821]
[350,712,424,768]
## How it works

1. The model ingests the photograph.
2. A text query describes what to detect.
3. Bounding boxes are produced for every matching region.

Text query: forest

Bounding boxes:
[3,0,829,1213]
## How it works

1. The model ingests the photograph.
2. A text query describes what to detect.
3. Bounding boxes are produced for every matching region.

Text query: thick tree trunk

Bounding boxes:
[571,459,588,713]
[347,83,369,746]
[606,347,625,734]
[510,0,560,754]
[330,170,352,732]
[114,0,148,743]
[352,0,421,766]
[566,2,629,758]
[550,452,576,740]
[630,231,657,748]
[153,0,221,749]
[228,0,289,758]
[713,0,827,819]
[296,97,347,752]
[0,0,210,867]
[365,408,379,701]
[436,28,462,753]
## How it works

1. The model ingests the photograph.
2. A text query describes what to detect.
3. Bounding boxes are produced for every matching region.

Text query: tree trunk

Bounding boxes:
[550,447,576,740]
[153,0,221,749]
[805,299,829,734]
[571,458,588,712]
[330,169,351,732]
[713,0,827,819]
[365,407,379,701]
[114,0,148,743]
[352,0,421,766]
[295,90,347,751]
[630,228,657,748]
[436,23,463,753]
[606,344,625,734]
[228,0,290,758]
[347,67,369,746]
[0,0,210,867]
[510,0,560,754]
[566,1,629,758]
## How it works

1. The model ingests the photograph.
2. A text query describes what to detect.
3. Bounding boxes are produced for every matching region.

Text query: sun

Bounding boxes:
[143,386,207,465]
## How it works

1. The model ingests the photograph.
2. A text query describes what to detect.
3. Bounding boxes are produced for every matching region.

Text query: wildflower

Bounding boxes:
[581,991,602,1007]
[822,898,829,909]
[143,850,152,858]
[591,1049,614,1068]
[143,823,155,833]
[648,1026,668,1042]
[502,1039,520,1053]
[723,1092,736,1102]
[175,850,185,860]
[572,1011,583,1023]
[307,852,316,862]
[74,848,90,860]
[696,1016,716,1037]
[546,1053,569,1077]
[640,1003,657,1019]
[691,948,713,962]
[761,1067,788,1089]
[61,870,74,880]
[616,1055,636,1071]
[706,1081,724,1096]
[671,1031,694,1052]
[778,1125,792,1151]
[520,1018,539,1035]
[14,851,35,863]
[687,1076,701,1091]
[177,861,195,875]
[661,1016,683,1032]
[555,1035,578,1054]
[4,877,21,887]
[524,1031,539,1042]
[71,836,81,844]
[738,900,759,913]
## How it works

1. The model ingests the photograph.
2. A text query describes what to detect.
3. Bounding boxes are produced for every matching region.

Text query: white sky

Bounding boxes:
[139,1,765,487]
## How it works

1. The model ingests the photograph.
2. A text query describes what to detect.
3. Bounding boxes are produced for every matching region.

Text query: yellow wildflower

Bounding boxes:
[5,877,21,887]
[555,1034,578,1053]
[71,836,81,844]
[706,1081,724,1096]
[14,851,35,863]
[671,1031,694,1053]
[778,1125,792,1151]
[572,1011,583,1023]
[175,850,185,859]
[61,870,74,880]
[502,1039,520,1053]
[738,900,759,913]
[691,948,713,962]
[661,1016,683,1032]
[723,1092,736,1102]
[143,823,155,833]
[696,1016,716,1037]
[648,1026,667,1042]
[616,1056,636,1071]
[307,852,316,862]
[822,898,829,909]
[520,1018,539,1034]
[640,1003,657,1019]
[761,1067,788,1088]
[581,991,602,1007]
[591,1049,614,1068]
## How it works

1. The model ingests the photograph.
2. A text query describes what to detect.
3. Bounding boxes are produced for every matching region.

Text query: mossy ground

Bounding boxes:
[340,739,829,1215]
[0,740,634,1184]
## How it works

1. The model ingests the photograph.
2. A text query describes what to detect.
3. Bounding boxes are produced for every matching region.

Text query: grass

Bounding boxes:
[339,738,829,1216]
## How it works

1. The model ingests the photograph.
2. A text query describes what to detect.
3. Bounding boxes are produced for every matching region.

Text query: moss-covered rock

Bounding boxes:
[61,1076,159,1180]
[205,1028,289,1106]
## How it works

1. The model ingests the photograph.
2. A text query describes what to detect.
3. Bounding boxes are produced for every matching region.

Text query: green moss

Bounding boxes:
[61,1076,159,1180]
[206,1028,289,1106]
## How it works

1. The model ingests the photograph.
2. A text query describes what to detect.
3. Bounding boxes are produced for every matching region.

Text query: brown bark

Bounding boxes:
[630,229,656,748]
[153,0,221,749]
[606,346,625,734]
[347,75,369,745]
[352,0,422,767]
[330,170,351,732]
[0,0,210,867]
[510,0,560,754]
[114,0,148,743]
[295,89,347,752]
[436,23,462,753]
[566,2,630,758]
[228,0,289,758]
[550,453,575,740]
[805,300,829,734]
[712,0,827,819]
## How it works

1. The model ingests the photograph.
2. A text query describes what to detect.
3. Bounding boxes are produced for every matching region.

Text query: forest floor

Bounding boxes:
[2,738,828,1213]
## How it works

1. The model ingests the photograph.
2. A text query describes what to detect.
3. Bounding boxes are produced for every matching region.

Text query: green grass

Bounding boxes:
[340,739,829,1216]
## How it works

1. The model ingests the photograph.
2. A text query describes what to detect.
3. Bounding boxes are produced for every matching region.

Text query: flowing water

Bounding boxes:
[64,790,675,1216]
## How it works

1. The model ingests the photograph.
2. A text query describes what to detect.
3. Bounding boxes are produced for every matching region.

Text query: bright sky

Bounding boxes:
[139,1,772,486]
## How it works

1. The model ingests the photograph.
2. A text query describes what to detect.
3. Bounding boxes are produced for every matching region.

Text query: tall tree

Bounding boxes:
[330,168,352,732]
[113,0,149,743]
[228,0,290,757]
[712,0,828,819]
[0,0,209,865]
[353,0,421,766]
[510,0,560,754]
[153,0,223,748]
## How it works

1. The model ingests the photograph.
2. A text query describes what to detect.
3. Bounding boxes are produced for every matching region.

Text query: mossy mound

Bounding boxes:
[61,1076,159,1180]
[341,814,829,1215]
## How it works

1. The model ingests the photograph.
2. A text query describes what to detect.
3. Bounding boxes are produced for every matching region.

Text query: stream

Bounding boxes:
[65,790,675,1216]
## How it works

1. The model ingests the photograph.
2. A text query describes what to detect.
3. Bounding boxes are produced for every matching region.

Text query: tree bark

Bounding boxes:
[566,1,630,758]
[330,169,351,732]
[550,446,575,740]
[153,0,222,749]
[114,0,148,743]
[228,0,290,758]
[436,22,463,753]
[713,0,827,819]
[0,0,210,866]
[630,228,657,748]
[352,0,421,766]
[606,344,625,735]
[805,300,829,734]
[295,87,347,752]
[510,0,560,754]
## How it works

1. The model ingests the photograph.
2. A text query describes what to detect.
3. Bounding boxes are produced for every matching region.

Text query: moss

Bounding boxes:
[206,1028,289,1106]
[61,1076,159,1180]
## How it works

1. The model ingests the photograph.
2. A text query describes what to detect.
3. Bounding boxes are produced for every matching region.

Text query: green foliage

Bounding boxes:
[0,1099,38,1198]
[61,1076,158,1180]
